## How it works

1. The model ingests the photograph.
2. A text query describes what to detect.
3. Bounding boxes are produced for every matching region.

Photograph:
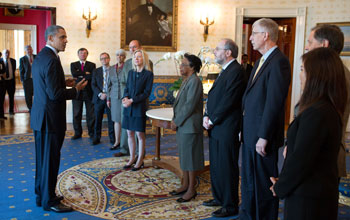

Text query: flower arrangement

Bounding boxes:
[155,47,221,92]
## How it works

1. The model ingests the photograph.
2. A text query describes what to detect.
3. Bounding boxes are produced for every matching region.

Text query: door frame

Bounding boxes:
[235,7,306,123]
[0,23,37,54]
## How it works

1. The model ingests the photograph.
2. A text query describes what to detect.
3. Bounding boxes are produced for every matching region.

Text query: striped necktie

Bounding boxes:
[252,57,265,81]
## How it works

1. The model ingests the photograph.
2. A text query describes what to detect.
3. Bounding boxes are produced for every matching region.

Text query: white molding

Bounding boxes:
[235,7,306,123]
[0,23,37,53]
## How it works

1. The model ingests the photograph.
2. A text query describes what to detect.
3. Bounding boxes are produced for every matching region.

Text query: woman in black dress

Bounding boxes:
[122,50,153,171]
[270,47,347,220]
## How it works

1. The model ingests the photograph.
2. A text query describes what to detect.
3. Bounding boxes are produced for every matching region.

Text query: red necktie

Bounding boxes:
[81,62,84,71]
[29,56,33,64]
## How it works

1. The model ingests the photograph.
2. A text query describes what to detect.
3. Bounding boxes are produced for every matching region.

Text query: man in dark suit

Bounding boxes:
[240,18,291,220]
[70,48,96,140]
[202,38,245,218]
[31,25,87,212]
[114,40,153,157]
[19,45,36,112]
[241,54,253,86]
[91,52,115,145]
[0,57,6,120]
[1,49,16,115]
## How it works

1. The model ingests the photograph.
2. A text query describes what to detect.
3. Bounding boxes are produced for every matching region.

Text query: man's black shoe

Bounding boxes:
[212,208,238,218]
[203,199,220,207]
[114,152,126,157]
[92,139,100,145]
[44,203,73,212]
[71,135,82,140]
[0,116,7,120]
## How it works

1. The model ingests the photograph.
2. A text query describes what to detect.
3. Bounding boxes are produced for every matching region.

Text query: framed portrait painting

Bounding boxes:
[317,22,350,56]
[121,0,178,52]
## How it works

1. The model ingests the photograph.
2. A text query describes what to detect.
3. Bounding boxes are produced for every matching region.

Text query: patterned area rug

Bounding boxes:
[56,156,217,220]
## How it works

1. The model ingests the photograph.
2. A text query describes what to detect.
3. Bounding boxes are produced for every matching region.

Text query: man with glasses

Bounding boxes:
[240,18,291,220]
[91,52,115,145]
[202,38,245,218]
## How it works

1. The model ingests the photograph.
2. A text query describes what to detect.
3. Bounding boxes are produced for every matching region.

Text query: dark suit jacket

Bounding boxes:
[274,100,341,199]
[19,55,36,82]
[205,60,245,138]
[30,46,77,133]
[1,58,16,85]
[70,60,96,100]
[0,59,5,80]
[241,63,253,86]
[123,68,153,117]
[242,48,291,150]
[91,66,108,104]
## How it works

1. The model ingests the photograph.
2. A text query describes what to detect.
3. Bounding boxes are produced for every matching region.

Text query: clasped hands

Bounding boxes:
[122,97,133,108]
[65,78,87,91]
[202,116,213,130]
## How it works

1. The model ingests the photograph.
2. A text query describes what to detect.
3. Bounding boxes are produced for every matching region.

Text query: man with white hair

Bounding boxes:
[19,45,36,112]
[241,18,291,220]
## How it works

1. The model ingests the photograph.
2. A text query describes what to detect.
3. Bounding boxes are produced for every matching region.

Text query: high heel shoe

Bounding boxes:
[169,189,187,196]
[123,158,137,169]
[176,192,197,203]
[131,162,144,171]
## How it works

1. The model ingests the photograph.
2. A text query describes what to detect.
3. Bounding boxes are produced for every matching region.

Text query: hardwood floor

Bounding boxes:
[0,112,74,135]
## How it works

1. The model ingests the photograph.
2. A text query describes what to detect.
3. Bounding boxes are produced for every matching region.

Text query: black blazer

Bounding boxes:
[205,60,245,138]
[30,46,77,132]
[91,66,106,104]
[274,100,341,199]
[241,63,253,86]
[242,48,291,150]
[123,68,153,117]
[19,55,36,82]
[1,58,16,84]
[70,60,96,100]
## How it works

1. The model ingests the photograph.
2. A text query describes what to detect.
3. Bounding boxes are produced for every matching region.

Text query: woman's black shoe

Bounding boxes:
[123,158,137,169]
[110,143,120,150]
[169,189,187,196]
[176,192,197,203]
[131,162,144,171]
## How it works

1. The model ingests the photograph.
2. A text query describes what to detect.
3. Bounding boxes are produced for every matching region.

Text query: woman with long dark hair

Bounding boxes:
[270,47,347,220]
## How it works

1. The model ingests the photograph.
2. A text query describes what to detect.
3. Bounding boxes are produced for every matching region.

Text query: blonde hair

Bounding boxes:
[132,50,150,71]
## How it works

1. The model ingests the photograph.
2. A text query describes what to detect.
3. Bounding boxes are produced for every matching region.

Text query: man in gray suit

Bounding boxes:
[19,45,36,111]
[114,40,153,157]
[304,24,350,179]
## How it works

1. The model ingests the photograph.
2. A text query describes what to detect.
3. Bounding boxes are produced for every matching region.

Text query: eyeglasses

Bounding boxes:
[214,47,228,51]
[180,63,190,67]
[251,31,265,36]
[100,57,110,60]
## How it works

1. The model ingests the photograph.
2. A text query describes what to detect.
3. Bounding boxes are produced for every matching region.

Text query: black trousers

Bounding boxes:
[208,134,240,212]
[240,143,279,220]
[72,99,95,137]
[34,130,65,209]
[94,99,115,143]
[0,81,5,117]
[23,78,33,110]
[4,79,15,113]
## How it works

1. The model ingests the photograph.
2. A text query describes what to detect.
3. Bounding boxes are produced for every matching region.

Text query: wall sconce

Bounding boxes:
[200,15,214,42]
[82,7,97,38]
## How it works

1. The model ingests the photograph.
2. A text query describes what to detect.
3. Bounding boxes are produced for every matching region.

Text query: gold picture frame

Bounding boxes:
[317,22,350,56]
[4,8,24,17]
[121,0,178,52]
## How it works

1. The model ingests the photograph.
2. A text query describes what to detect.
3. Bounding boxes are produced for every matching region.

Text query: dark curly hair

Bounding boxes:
[184,53,202,73]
